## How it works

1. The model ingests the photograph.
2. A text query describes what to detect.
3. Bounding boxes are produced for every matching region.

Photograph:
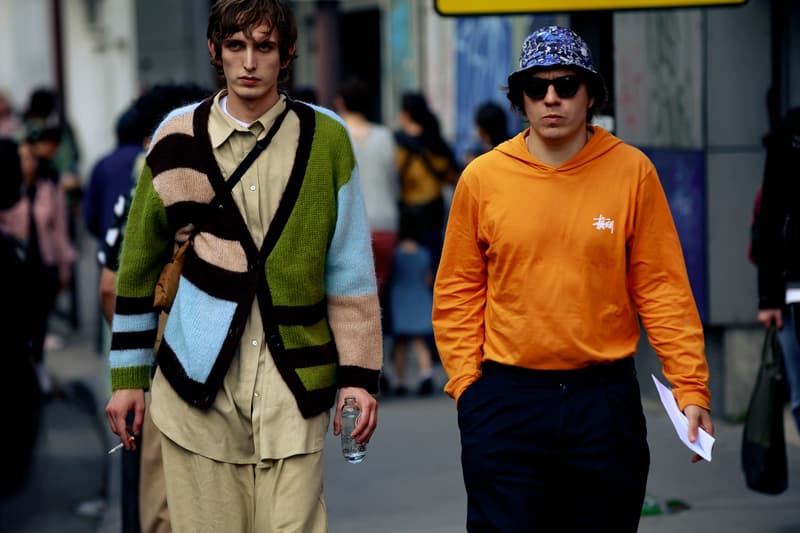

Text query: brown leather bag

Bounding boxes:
[153,240,190,312]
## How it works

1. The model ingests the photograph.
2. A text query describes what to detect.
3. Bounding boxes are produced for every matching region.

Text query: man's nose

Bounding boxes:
[543,84,560,103]
[243,47,256,70]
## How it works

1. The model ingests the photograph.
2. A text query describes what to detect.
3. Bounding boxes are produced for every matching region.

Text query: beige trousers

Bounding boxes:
[140,393,171,533]
[160,435,327,533]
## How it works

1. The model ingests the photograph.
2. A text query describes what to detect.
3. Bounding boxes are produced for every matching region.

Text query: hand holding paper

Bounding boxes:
[652,374,715,462]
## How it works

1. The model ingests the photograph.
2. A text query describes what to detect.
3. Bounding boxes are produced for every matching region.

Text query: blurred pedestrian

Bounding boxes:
[388,209,435,396]
[104,1,382,531]
[463,100,510,165]
[83,106,145,242]
[0,89,22,139]
[22,87,83,330]
[24,125,61,183]
[395,91,460,274]
[21,87,81,188]
[99,82,211,322]
[753,106,800,433]
[334,76,399,296]
[0,139,22,205]
[0,139,76,396]
[432,26,714,532]
[0,138,41,499]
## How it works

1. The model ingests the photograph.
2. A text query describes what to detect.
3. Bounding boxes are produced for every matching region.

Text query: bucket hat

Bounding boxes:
[508,26,607,107]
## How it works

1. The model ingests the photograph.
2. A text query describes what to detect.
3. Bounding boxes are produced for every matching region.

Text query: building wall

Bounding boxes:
[0,0,56,116]
[64,0,139,180]
[615,10,704,148]
[135,0,215,91]
[705,0,771,325]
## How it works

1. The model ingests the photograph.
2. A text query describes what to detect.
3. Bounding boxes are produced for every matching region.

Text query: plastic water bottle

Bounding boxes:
[341,397,366,463]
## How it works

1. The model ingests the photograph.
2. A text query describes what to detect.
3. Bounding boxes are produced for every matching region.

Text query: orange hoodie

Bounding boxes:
[432,126,709,411]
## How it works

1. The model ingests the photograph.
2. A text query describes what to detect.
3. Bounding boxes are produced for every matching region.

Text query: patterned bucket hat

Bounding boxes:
[509,26,607,106]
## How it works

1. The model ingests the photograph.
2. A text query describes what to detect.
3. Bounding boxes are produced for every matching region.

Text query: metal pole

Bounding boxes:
[51,0,66,123]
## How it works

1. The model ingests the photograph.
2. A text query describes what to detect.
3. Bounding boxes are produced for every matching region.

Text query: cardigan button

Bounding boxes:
[268,334,283,350]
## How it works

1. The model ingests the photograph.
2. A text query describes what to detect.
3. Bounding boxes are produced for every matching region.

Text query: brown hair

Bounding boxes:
[207,0,297,84]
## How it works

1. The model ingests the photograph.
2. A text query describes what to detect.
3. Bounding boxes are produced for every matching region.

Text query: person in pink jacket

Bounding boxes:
[0,139,76,395]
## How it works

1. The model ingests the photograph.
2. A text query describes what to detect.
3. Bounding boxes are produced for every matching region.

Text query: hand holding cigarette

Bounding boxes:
[107,435,136,455]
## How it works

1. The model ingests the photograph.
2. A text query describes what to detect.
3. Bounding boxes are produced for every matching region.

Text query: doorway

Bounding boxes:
[339,8,383,123]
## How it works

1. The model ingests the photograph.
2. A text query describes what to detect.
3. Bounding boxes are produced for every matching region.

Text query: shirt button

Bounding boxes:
[254,392,260,397]
[251,339,258,346]
[249,185,256,191]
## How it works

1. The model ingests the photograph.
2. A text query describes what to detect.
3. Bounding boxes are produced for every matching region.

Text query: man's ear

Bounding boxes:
[281,45,296,69]
[207,39,217,62]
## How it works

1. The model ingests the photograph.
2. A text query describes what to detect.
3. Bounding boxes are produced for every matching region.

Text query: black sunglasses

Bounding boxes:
[521,75,583,100]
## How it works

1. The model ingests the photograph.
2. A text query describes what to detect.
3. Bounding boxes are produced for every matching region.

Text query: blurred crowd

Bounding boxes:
[0,86,82,500]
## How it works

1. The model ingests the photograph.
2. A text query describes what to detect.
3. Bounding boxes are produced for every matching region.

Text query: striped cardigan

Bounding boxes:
[109,96,382,418]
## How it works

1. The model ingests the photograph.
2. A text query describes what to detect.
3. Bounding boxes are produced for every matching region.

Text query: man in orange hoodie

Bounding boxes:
[432,26,714,532]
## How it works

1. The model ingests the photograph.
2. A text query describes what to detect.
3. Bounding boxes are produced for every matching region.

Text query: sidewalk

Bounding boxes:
[638,397,800,532]
[2,277,799,533]
[0,234,117,533]
[0,324,114,533]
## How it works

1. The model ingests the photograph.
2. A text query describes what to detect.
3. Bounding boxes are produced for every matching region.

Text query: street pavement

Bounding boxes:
[4,326,800,533]
[2,242,800,532]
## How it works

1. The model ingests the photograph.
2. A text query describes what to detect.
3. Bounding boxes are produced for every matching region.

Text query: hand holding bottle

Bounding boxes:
[340,397,367,463]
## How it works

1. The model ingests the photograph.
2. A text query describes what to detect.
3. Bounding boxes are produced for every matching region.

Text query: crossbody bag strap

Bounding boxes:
[187,102,291,241]
[215,102,291,206]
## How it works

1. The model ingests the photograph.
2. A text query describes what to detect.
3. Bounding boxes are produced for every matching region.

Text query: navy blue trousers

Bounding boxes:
[458,358,650,533]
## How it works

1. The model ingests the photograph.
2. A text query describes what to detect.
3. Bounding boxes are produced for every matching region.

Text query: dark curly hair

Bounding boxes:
[474,102,510,148]
[400,92,456,161]
[133,83,212,142]
[337,77,371,117]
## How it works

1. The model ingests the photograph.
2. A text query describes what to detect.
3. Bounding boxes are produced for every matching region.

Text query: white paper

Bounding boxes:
[651,374,715,462]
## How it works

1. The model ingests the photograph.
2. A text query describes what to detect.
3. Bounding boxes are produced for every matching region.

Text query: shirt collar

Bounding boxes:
[208,91,288,149]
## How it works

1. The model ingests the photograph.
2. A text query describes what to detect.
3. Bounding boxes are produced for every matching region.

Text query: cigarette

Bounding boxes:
[107,435,135,455]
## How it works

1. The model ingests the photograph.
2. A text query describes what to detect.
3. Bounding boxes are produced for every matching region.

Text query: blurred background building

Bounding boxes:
[0,0,798,419]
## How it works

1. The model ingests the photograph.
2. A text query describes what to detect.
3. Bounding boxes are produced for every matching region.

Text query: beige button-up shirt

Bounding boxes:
[150,92,330,464]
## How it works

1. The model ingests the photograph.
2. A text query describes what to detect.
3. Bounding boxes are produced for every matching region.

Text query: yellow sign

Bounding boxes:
[435,0,748,15]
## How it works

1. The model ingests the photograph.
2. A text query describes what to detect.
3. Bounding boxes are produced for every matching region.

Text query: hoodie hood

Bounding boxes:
[494,125,622,172]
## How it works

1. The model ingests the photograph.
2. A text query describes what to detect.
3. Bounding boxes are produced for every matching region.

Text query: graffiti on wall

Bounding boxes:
[644,14,702,147]
[389,0,416,90]
[453,17,514,163]
[616,11,702,148]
